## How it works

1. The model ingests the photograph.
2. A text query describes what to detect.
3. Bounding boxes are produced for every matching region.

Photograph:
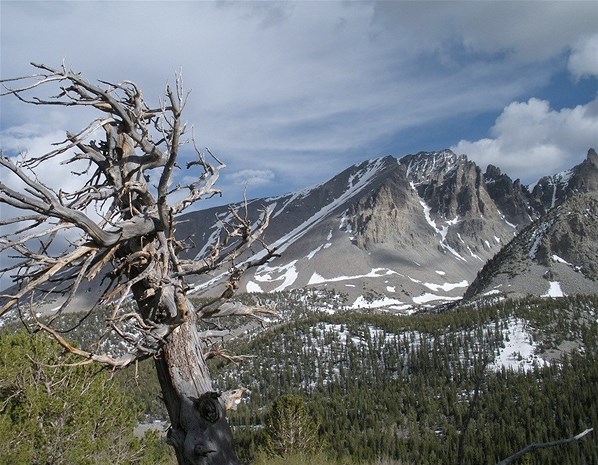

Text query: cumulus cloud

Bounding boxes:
[568,34,598,79]
[452,97,598,183]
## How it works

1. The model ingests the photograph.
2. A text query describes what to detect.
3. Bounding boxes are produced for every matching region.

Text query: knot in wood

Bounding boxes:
[192,392,222,424]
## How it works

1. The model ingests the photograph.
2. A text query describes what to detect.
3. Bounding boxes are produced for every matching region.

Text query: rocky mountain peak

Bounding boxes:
[400,149,465,184]
[399,150,495,222]
[528,147,598,214]
[484,164,502,178]
[465,191,598,300]
[572,148,598,191]
[484,164,532,226]
[587,147,598,167]
[173,147,598,310]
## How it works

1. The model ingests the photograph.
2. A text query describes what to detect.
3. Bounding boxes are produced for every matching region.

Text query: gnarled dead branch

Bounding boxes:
[497,428,593,465]
[1,62,276,465]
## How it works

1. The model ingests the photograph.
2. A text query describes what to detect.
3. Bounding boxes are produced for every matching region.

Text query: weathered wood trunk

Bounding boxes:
[1,64,251,465]
[128,248,242,464]
[154,312,241,465]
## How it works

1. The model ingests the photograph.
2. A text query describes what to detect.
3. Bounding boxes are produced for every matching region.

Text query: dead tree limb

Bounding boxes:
[497,428,593,465]
[0,62,276,465]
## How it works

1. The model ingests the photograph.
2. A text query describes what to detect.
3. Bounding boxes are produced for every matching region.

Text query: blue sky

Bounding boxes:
[1,0,597,209]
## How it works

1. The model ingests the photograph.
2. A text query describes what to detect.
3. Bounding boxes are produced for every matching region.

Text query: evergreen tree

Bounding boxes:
[264,395,323,457]
[0,330,173,465]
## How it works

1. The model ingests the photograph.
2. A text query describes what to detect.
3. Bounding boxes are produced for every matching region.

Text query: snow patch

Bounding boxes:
[254,261,299,292]
[552,255,572,266]
[423,280,468,292]
[351,295,408,310]
[491,319,548,372]
[412,293,461,305]
[246,281,263,293]
[308,268,398,285]
[542,281,566,298]
[483,289,501,296]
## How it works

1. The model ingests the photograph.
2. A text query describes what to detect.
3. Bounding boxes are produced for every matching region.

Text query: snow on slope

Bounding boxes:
[491,319,548,372]
[542,281,566,297]
[528,220,554,260]
[261,158,388,257]
[240,158,392,293]
[415,183,466,262]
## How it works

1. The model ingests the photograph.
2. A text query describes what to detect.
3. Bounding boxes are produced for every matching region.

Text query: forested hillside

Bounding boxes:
[211,295,598,464]
[3,294,596,464]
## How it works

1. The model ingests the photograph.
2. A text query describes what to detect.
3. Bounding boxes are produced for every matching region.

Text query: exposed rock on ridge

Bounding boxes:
[529,148,598,214]
[174,148,598,310]
[465,191,598,300]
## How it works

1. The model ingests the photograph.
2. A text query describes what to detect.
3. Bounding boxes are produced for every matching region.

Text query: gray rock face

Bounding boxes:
[484,164,533,226]
[173,148,598,310]
[529,148,598,214]
[465,192,598,300]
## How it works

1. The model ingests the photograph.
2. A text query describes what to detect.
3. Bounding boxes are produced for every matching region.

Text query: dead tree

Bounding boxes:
[497,428,593,465]
[0,63,276,464]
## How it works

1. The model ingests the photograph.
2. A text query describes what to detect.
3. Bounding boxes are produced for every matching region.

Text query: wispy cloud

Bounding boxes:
[1,1,597,204]
[227,169,276,187]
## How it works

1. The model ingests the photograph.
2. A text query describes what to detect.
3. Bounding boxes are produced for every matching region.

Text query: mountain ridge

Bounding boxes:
[178,148,598,310]
[4,148,595,316]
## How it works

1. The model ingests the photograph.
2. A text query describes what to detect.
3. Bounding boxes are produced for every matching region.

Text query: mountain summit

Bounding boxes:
[176,148,598,311]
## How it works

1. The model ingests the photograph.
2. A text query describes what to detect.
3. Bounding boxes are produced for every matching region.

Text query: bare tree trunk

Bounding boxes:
[0,64,276,465]
[126,251,242,464]
[155,313,241,465]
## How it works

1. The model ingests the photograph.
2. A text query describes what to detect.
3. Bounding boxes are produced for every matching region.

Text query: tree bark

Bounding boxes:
[155,311,241,465]
[127,249,242,465]
[0,64,267,465]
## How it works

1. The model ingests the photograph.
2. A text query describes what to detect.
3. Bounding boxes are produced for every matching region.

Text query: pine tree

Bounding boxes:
[264,395,323,457]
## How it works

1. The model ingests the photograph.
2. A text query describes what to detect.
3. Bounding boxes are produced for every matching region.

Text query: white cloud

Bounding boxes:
[1,126,90,195]
[568,34,598,79]
[369,1,597,62]
[227,169,275,187]
[452,97,598,182]
[1,1,597,203]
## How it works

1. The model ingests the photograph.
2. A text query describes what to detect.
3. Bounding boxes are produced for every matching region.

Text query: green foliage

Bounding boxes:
[116,358,168,421]
[252,450,345,465]
[215,295,598,464]
[6,293,595,464]
[0,330,174,465]
[264,395,324,457]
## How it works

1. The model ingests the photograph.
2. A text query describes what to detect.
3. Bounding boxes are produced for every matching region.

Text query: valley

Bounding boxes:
[2,148,597,464]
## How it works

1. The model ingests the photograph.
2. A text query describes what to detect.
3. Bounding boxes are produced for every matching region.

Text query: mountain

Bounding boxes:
[464,148,598,301]
[176,148,598,310]
[528,148,598,214]
[6,148,593,318]
[464,191,598,300]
